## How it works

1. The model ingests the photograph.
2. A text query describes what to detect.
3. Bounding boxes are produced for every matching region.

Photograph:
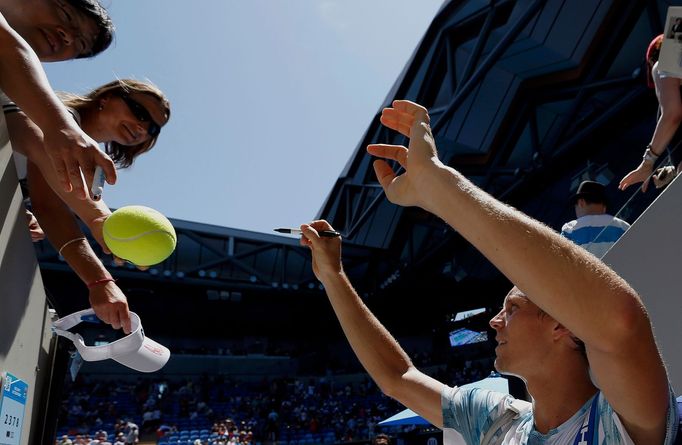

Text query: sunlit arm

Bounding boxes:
[300,221,445,428]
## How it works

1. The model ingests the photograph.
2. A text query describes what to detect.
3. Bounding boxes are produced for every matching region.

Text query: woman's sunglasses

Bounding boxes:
[119,94,162,138]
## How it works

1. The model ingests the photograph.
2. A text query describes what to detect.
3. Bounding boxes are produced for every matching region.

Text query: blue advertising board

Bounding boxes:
[0,373,28,445]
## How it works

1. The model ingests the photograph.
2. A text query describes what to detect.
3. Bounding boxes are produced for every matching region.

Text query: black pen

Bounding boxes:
[274,228,342,238]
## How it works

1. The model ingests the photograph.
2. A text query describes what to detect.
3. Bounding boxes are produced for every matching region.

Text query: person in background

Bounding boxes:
[620,34,682,192]
[124,421,139,445]
[0,0,117,196]
[373,433,390,445]
[560,180,630,257]
[6,79,170,333]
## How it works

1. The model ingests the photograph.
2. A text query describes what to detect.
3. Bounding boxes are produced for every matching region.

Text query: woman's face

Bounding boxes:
[99,92,168,146]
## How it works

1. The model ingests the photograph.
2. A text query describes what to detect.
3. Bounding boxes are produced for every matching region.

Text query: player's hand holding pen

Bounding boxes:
[298,221,343,281]
[274,227,341,237]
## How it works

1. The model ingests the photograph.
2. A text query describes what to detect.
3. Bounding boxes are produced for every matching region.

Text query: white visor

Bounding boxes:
[52,308,170,373]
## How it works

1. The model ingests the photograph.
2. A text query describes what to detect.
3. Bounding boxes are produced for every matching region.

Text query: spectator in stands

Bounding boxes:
[373,433,390,445]
[7,79,170,333]
[0,0,113,283]
[0,0,117,198]
[123,421,139,445]
[142,408,154,430]
[301,100,678,444]
[265,407,278,441]
[60,434,73,445]
[224,419,235,435]
[0,1,125,332]
[113,433,125,445]
[94,431,112,445]
[620,34,682,192]
[560,180,630,257]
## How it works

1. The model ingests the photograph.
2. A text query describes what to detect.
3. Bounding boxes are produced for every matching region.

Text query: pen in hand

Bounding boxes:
[274,228,342,238]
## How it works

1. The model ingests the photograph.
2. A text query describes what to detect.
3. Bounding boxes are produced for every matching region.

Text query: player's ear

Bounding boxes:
[552,322,573,342]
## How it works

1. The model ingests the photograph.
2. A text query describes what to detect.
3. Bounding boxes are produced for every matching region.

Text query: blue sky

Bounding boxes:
[45,1,444,234]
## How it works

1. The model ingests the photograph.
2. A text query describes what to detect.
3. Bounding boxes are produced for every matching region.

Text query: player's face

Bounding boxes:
[489,288,554,379]
[11,0,100,61]
[98,93,167,146]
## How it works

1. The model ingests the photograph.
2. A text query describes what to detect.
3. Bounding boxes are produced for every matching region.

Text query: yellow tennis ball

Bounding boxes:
[103,206,177,267]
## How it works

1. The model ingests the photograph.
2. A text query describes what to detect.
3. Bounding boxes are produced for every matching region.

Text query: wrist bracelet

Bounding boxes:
[58,237,86,256]
[643,145,659,164]
[87,277,116,289]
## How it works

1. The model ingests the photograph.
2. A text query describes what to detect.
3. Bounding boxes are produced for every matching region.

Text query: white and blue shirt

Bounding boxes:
[560,214,630,258]
[441,386,679,445]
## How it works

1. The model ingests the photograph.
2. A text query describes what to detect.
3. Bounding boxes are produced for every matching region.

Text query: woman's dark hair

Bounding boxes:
[65,0,114,58]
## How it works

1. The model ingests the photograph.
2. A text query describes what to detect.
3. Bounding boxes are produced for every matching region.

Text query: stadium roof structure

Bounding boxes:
[38,0,672,341]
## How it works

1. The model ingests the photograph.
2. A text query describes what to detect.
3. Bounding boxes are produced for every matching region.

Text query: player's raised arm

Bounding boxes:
[300,220,445,427]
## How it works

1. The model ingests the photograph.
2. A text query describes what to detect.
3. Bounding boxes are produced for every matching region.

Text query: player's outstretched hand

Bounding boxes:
[300,220,343,281]
[367,100,442,209]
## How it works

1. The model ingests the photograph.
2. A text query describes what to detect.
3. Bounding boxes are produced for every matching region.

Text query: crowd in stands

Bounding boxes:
[56,353,493,445]
[57,419,138,444]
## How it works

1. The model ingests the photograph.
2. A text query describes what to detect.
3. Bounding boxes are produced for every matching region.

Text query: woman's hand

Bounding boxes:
[25,209,45,242]
[619,161,654,192]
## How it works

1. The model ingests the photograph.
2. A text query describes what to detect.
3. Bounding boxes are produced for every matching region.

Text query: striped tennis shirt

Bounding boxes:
[442,386,679,445]
[560,214,630,258]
